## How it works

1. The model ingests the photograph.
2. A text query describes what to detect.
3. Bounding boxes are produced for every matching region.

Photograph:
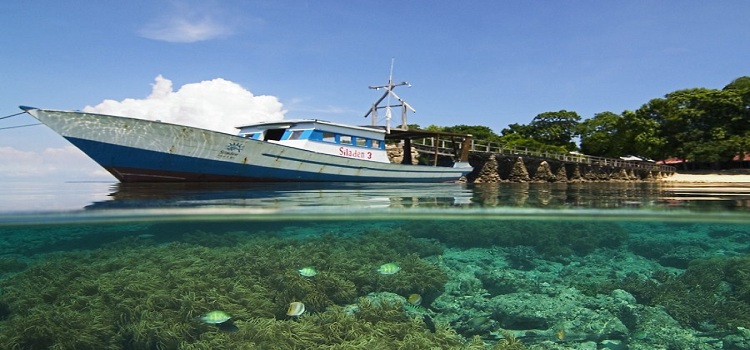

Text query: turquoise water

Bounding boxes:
[0,182,749,349]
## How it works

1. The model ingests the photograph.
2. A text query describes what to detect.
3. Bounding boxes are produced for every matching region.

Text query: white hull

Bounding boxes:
[23,108,472,183]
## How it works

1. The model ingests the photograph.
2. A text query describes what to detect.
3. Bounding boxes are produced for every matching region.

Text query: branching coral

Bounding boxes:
[0,226,463,349]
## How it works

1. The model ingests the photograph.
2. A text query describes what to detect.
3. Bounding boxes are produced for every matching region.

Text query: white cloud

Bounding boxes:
[84,75,286,134]
[0,146,112,181]
[138,2,235,43]
[139,16,232,43]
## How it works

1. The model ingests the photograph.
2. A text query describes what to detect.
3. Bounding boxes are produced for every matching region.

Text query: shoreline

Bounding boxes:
[659,169,750,183]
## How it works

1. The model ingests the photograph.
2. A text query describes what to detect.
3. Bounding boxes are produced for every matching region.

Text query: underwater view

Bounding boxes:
[1,182,750,349]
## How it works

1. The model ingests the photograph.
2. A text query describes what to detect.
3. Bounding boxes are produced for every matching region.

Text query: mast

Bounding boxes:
[364,59,415,132]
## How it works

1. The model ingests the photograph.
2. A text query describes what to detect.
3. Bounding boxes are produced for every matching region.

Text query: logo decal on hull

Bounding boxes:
[225,142,244,152]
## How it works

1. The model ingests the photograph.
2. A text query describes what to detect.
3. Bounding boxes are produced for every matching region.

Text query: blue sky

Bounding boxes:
[1,1,749,183]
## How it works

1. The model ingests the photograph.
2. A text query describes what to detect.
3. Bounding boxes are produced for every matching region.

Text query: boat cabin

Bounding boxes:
[236,119,472,167]
[235,71,472,168]
[237,120,392,163]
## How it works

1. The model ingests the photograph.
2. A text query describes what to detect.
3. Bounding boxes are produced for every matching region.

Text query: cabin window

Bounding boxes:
[322,132,335,142]
[339,135,352,145]
[288,130,305,140]
[372,140,382,149]
[264,129,286,141]
[356,138,367,147]
[244,133,256,139]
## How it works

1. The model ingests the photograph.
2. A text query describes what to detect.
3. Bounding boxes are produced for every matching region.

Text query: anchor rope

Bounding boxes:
[0,112,25,120]
[0,123,42,131]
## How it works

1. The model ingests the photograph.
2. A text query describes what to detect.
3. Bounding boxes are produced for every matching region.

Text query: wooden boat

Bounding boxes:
[20,79,472,183]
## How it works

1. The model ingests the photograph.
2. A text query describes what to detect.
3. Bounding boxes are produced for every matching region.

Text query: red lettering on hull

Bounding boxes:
[339,147,372,159]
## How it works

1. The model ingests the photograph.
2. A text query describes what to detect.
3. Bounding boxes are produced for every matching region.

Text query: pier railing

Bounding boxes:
[412,137,676,173]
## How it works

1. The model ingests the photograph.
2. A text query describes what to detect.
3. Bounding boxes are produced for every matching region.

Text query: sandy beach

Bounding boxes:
[659,169,750,183]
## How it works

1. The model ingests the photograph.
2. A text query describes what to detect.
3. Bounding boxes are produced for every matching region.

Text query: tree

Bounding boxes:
[723,76,750,162]
[527,110,581,150]
[619,110,664,160]
[724,76,750,92]
[636,88,743,168]
[578,111,622,157]
[441,125,502,142]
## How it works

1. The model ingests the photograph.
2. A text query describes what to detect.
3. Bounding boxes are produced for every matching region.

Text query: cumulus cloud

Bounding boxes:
[84,75,286,134]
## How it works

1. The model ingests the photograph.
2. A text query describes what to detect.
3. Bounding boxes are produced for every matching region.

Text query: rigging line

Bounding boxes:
[0,112,26,120]
[0,123,42,131]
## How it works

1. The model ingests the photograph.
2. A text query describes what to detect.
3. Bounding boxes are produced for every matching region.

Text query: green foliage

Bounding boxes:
[403,220,627,258]
[625,83,749,167]
[426,75,750,168]
[578,111,623,157]
[441,125,503,142]
[496,132,568,154]
[724,76,750,93]
[496,111,581,152]
[527,110,581,150]
[0,229,461,349]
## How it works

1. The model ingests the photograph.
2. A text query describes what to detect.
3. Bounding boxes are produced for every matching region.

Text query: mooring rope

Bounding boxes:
[0,110,42,131]
[0,111,25,120]
[0,123,42,131]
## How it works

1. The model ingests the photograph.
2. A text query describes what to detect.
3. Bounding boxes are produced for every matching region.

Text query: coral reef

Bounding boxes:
[612,256,750,331]
[404,220,628,258]
[0,229,455,349]
[1,217,747,349]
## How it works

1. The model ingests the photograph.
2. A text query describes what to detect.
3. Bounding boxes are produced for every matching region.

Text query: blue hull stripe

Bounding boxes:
[67,137,467,183]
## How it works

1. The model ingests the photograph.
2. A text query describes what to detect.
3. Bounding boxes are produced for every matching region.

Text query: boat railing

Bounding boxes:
[411,138,676,173]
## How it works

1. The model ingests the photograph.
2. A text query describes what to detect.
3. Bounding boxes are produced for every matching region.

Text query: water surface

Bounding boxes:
[0,182,748,349]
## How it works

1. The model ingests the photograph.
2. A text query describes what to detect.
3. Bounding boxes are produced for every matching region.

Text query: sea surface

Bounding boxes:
[1,181,749,349]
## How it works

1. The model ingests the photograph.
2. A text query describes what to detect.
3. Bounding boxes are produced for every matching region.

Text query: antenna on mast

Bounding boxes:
[364,59,415,133]
[384,58,395,134]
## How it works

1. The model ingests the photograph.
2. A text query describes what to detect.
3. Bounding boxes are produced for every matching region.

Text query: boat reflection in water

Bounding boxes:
[86,181,750,212]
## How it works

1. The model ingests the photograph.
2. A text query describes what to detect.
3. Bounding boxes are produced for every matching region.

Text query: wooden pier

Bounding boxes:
[409,137,676,182]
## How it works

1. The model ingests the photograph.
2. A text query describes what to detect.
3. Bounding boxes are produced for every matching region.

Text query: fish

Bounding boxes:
[298,266,318,277]
[378,263,401,275]
[556,328,566,340]
[200,310,231,324]
[407,293,422,306]
[287,302,306,317]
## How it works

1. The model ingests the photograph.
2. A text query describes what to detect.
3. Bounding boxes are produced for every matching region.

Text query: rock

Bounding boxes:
[508,157,530,182]
[473,154,502,183]
[555,164,568,182]
[612,168,630,181]
[569,164,584,182]
[599,339,627,350]
[489,288,629,341]
[610,289,637,305]
[532,161,556,182]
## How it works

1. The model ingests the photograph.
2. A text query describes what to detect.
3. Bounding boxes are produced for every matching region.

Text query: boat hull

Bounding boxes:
[26,108,471,183]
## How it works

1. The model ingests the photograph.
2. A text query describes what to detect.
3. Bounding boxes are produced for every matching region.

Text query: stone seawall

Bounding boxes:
[462,153,674,183]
